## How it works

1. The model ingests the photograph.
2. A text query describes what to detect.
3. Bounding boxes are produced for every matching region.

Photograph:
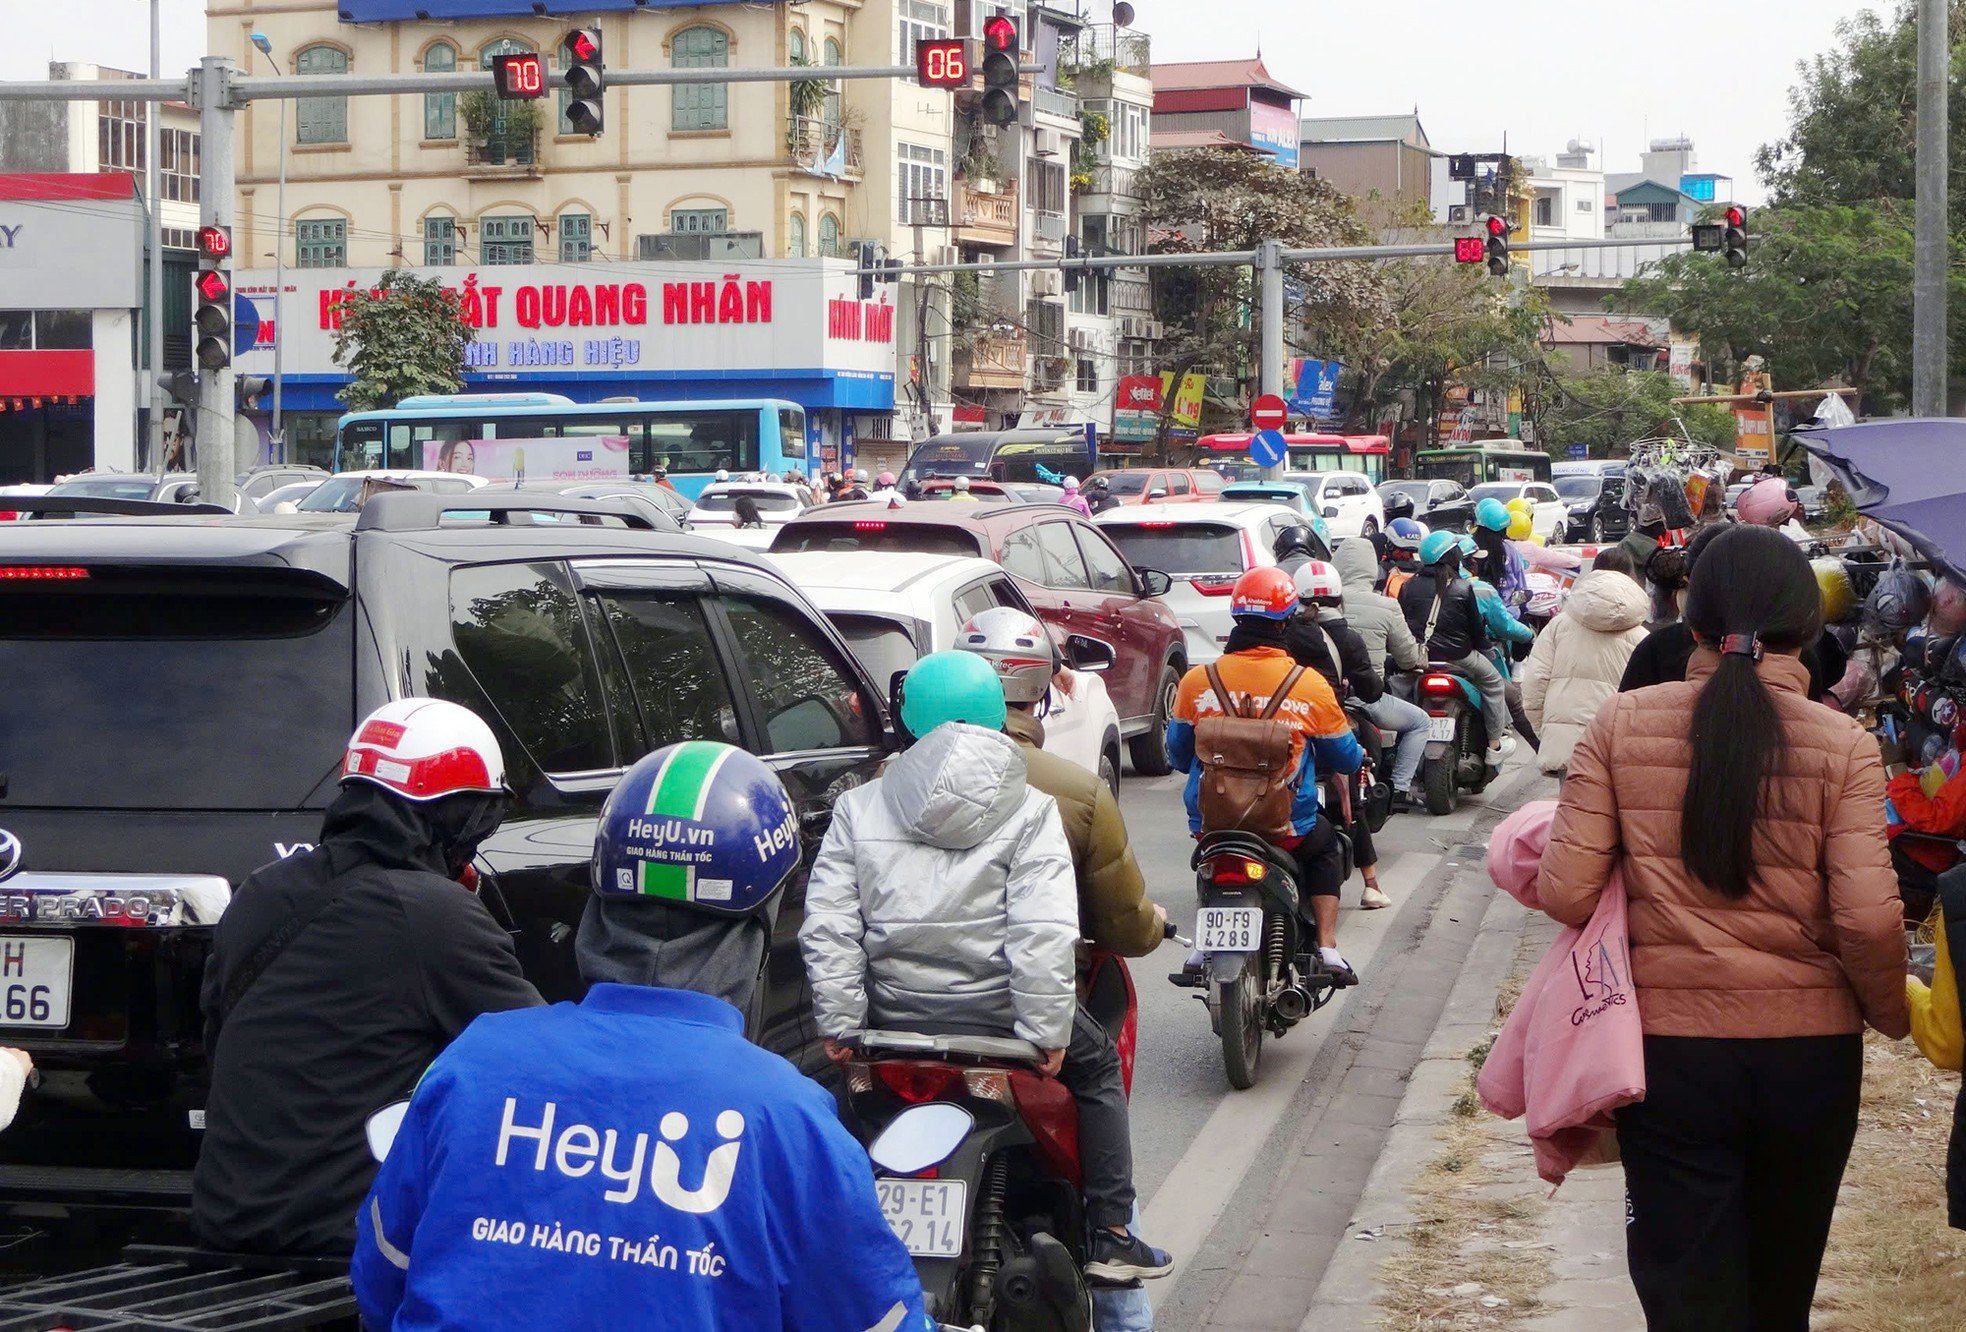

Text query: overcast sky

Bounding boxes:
[4,0,1892,200]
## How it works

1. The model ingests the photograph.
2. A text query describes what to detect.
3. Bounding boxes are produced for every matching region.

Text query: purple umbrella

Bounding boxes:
[1795,417,1966,578]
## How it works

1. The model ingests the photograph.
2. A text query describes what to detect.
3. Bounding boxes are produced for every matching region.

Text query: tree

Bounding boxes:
[1537,368,1735,458]
[332,268,475,413]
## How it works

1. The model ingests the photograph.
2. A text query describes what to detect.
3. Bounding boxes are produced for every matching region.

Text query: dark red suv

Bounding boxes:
[770,502,1187,773]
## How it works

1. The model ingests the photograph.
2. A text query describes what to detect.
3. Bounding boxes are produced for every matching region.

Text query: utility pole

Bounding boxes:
[1915,0,1949,417]
[1256,239,1284,479]
[145,0,164,475]
[194,57,237,511]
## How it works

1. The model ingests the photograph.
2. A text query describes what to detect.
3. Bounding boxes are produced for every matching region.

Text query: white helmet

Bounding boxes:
[714,468,730,482]
[341,698,507,802]
[956,607,1056,705]
[1292,560,1344,605]
[1063,476,1081,491]
[953,475,971,491]
[855,468,870,483]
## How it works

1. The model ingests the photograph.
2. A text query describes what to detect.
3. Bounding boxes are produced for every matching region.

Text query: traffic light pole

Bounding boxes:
[1256,240,1285,480]
[194,58,237,511]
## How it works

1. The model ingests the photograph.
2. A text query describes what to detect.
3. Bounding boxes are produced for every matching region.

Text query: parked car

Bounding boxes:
[768,551,1126,790]
[1466,480,1567,542]
[687,481,810,549]
[0,490,893,1222]
[1554,472,1631,543]
[1378,478,1475,533]
[1280,471,1384,539]
[1086,468,1227,504]
[1095,501,1326,667]
[545,479,691,531]
[295,469,488,513]
[770,501,1187,773]
[235,465,327,504]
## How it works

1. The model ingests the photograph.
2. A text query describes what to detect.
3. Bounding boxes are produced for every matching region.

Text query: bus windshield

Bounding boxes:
[902,434,1089,485]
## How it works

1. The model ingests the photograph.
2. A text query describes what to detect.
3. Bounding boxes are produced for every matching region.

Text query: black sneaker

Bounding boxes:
[1086,1229,1174,1285]
[1390,788,1425,814]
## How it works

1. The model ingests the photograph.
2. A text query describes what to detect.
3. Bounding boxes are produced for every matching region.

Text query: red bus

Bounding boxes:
[1199,432,1390,484]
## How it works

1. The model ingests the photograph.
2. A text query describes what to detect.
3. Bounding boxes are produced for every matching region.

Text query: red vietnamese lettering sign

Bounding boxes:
[826,296,896,344]
[318,272,783,332]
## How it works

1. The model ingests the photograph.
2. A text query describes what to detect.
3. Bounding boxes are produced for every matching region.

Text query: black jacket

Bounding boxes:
[192,786,542,1255]
[1618,622,1843,703]
[1285,611,1383,704]
[1088,492,1120,515]
[1398,568,1488,661]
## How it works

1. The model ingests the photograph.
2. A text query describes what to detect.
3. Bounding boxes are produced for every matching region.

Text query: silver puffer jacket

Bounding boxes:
[799,723,1080,1050]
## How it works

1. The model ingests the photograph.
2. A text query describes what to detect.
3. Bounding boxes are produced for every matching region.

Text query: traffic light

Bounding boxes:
[1722,205,1749,269]
[915,37,970,89]
[236,375,272,408]
[856,241,877,300]
[194,266,232,373]
[562,28,604,135]
[1482,213,1511,279]
[1453,235,1485,265]
[981,12,1019,128]
[1063,235,1082,293]
[490,52,547,101]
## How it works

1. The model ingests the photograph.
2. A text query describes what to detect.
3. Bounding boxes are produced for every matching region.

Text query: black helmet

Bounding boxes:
[1273,524,1318,560]
[1381,490,1415,522]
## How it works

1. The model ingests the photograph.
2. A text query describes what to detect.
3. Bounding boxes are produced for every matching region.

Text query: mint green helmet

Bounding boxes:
[1418,530,1462,566]
[900,649,1007,737]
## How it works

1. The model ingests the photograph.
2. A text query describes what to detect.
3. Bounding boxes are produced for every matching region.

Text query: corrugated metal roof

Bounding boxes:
[1148,128,1270,153]
[1149,56,1304,98]
[1297,114,1429,148]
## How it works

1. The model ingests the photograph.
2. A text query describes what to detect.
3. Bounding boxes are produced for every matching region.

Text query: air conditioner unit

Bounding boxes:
[1068,327,1096,352]
[1118,316,1145,339]
[1033,128,1063,160]
[1029,270,1061,297]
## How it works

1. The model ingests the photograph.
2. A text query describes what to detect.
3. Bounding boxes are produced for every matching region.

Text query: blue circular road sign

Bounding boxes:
[1250,428,1289,467]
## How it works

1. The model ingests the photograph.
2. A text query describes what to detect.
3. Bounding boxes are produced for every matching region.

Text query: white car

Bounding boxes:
[1466,480,1567,543]
[687,482,810,551]
[294,469,489,513]
[1281,471,1384,539]
[1095,501,1326,666]
[766,550,1126,789]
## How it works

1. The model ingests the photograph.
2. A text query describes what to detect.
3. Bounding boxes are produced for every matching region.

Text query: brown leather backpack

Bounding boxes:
[1194,662,1307,840]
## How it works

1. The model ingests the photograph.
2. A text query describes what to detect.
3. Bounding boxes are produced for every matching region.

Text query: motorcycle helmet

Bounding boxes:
[1273,524,1319,560]
[956,607,1056,706]
[1474,497,1511,532]
[1902,627,1931,675]
[1381,490,1416,523]
[1384,516,1426,552]
[1063,476,1081,492]
[1863,562,1933,634]
[1292,560,1344,606]
[953,476,972,492]
[1736,477,1799,527]
[341,698,507,802]
[1813,556,1860,625]
[877,471,897,488]
[1507,510,1533,540]
[1418,530,1462,567]
[1229,566,1299,620]
[899,650,1008,736]
[592,741,799,917]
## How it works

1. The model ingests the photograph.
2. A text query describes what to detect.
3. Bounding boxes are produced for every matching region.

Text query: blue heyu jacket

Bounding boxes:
[353,985,930,1331]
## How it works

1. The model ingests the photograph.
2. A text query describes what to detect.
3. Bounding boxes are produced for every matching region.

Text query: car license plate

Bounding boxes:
[877,1178,967,1258]
[0,937,73,1029]
[1427,715,1457,743]
[1197,907,1262,952]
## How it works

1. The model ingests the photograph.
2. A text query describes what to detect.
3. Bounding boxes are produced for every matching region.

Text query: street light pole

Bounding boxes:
[251,33,287,459]
[1914,0,1950,417]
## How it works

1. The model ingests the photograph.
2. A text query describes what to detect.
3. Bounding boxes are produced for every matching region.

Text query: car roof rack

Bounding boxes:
[2,496,235,518]
[353,490,658,532]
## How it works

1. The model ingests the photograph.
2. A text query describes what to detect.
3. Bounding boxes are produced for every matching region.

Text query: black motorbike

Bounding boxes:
[1396,664,1494,815]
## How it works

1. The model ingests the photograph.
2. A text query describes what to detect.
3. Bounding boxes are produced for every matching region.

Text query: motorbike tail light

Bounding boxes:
[874,1062,965,1104]
[844,1062,875,1095]
[1421,673,1458,695]
[960,1069,1014,1104]
[1209,855,1268,886]
[0,565,89,581]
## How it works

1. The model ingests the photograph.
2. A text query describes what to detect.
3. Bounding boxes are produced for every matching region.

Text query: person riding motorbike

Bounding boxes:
[800,652,1172,1285]
[1460,534,1541,751]
[194,700,544,1256]
[1382,517,1428,597]
[1398,531,1515,767]
[866,471,904,505]
[1060,475,1095,518]
[1289,561,1393,910]
[1472,498,1529,615]
[1332,537,1432,811]
[947,475,980,502]
[1167,568,1368,980]
[1087,475,1120,515]
[1738,475,1812,543]
[836,470,871,502]
[1272,522,1324,582]
[353,741,932,1332]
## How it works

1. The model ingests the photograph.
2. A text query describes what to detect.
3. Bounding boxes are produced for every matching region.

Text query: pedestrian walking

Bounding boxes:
[1519,558,1649,777]
[1536,524,1909,1330]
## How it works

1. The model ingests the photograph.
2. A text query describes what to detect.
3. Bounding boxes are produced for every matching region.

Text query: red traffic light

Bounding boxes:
[1485,214,1510,237]
[1454,236,1485,265]
[567,29,600,62]
[197,225,231,259]
[1724,205,1746,229]
[915,37,970,89]
[983,13,1017,51]
[195,269,230,303]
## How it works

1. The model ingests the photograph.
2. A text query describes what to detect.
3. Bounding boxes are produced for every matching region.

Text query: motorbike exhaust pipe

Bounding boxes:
[1272,983,1313,1022]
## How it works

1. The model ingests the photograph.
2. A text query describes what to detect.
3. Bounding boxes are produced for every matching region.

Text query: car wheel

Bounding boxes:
[1127,661,1182,777]
[1099,741,1122,799]
[1360,517,1379,539]
[1587,512,1605,543]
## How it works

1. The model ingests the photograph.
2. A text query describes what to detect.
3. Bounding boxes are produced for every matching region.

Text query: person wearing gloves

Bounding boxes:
[1537,525,1908,1329]
[195,700,544,1256]
[1332,537,1431,811]
[1520,556,1650,777]
[1060,475,1094,518]
[1399,531,1515,766]
[801,652,1172,1285]
[353,742,932,1332]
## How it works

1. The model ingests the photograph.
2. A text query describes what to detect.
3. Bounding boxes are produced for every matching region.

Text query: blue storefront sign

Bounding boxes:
[1286,357,1342,419]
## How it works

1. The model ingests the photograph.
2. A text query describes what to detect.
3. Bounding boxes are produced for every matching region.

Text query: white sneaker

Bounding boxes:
[1486,735,1518,768]
[1361,884,1392,910]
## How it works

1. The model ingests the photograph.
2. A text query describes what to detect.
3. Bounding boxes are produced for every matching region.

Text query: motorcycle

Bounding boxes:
[1405,664,1494,815]
[842,945,1150,1331]
[1344,699,1396,831]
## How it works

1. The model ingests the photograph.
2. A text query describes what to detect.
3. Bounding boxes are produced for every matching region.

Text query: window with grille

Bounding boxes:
[295,218,347,268]
[823,37,842,127]
[672,208,729,235]
[560,212,592,262]
[672,27,730,131]
[296,46,348,144]
[898,0,949,58]
[424,217,456,266]
[160,129,200,202]
[481,215,535,265]
[818,213,842,257]
[1025,299,1064,358]
[97,99,145,173]
[897,142,948,225]
[1030,161,1067,213]
[788,213,807,257]
[1076,358,1098,393]
[423,43,456,139]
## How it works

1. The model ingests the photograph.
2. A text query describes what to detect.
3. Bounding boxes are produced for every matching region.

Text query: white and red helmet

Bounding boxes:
[1292,560,1345,605]
[956,607,1056,704]
[340,699,508,802]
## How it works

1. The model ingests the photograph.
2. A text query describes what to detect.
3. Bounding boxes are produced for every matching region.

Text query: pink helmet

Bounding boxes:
[877,471,896,488]
[1737,477,1800,527]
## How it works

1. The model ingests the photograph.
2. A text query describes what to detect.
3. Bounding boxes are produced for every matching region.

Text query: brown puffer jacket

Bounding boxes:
[1005,712,1162,957]
[1536,649,1909,1040]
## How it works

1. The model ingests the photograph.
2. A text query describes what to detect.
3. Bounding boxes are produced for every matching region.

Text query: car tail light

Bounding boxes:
[1209,854,1268,886]
[1138,521,1176,529]
[1421,673,1459,696]
[875,1062,965,1104]
[0,565,89,581]
[853,521,887,531]
[0,511,18,522]
[1192,578,1236,597]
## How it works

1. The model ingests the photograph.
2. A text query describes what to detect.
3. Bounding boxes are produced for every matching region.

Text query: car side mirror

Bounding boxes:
[1137,568,1173,598]
[1148,488,1168,500]
[1064,634,1116,673]
[1323,505,1340,519]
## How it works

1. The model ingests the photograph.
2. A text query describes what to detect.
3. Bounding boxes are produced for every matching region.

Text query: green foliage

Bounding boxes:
[788,54,828,123]
[1538,369,1734,457]
[459,89,542,142]
[332,269,474,413]
[1071,108,1110,192]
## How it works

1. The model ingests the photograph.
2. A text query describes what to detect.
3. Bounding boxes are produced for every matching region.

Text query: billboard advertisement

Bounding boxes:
[1112,374,1163,442]
[1248,100,1300,170]
[420,435,631,483]
[1286,357,1341,419]
[341,1,738,18]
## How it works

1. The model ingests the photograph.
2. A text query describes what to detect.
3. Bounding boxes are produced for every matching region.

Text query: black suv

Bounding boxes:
[0,492,892,1217]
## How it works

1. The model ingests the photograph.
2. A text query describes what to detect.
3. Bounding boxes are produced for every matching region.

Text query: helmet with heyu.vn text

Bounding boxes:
[340,698,508,802]
[592,741,801,918]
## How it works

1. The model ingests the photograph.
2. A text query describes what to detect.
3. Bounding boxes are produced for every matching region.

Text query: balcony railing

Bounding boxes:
[1033,84,1079,120]
[1060,24,1152,81]
[465,130,538,171]
[788,117,864,180]
[1113,276,1153,316]
[954,178,1017,246]
[1029,208,1068,251]
[1086,164,1140,200]
[954,329,1028,390]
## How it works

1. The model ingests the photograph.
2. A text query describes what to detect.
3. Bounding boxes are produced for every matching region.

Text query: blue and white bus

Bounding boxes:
[333,393,807,497]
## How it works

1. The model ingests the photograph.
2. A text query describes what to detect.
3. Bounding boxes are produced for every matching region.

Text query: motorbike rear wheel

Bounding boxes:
[1422,740,1458,815]
[1220,951,1265,1090]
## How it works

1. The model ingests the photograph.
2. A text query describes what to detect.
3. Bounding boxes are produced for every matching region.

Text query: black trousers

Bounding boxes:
[1288,816,1345,901]
[1056,1006,1134,1231]
[1615,1033,1862,1332]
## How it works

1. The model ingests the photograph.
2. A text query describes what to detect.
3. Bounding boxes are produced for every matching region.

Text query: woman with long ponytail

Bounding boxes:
[1535,524,1908,1329]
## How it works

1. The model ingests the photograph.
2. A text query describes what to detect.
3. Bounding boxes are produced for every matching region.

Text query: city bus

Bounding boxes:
[1413,439,1552,487]
[334,393,807,497]
[900,428,1095,487]
[1198,432,1390,483]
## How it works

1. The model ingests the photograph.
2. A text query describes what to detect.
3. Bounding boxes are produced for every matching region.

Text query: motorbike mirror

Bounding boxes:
[867,1102,975,1176]
[1064,634,1115,673]
[1136,568,1173,598]
[366,1099,411,1163]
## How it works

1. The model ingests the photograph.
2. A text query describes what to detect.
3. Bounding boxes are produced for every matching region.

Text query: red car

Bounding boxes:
[1087,468,1227,505]
[770,501,1187,773]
